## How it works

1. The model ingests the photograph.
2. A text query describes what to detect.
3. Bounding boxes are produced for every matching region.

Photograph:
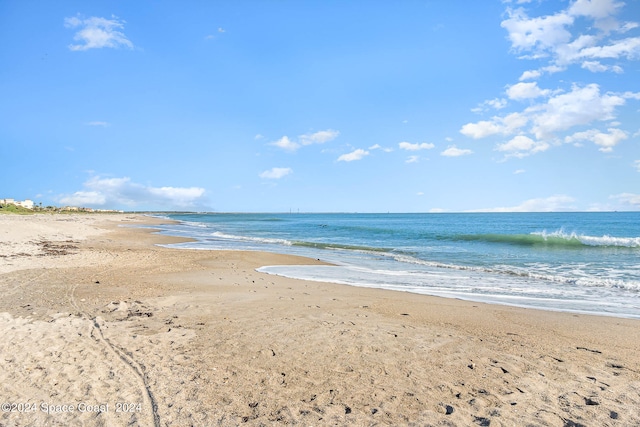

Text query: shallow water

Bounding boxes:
[155,212,640,318]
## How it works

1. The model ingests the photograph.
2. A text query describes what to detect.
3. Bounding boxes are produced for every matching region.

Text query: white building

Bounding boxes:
[16,199,34,209]
[1,198,34,209]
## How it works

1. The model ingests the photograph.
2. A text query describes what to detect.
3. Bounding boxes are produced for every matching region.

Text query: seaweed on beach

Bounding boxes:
[35,239,79,256]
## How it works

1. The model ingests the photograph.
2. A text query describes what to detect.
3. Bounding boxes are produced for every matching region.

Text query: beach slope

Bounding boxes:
[0,214,638,426]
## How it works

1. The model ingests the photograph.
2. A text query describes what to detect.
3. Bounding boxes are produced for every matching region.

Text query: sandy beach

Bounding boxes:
[0,214,638,426]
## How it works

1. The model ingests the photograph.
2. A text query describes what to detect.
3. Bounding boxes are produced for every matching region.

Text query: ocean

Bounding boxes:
[152,212,640,319]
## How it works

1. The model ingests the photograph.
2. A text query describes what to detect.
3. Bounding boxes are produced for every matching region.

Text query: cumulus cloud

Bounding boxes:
[496,135,550,158]
[532,84,626,138]
[506,82,550,100]
[460,112,528,139]
[270,136,299,152]
[469,195,576,212]
[500,1,639,75]
[59,177,207,210]
[460,120,504,139]
[461,0,640,163]
[610,193,640,207]
[259,167,292,179]
[269,129,339,152]
[463,83,629,144]
[64,15,134,51]
[501,8,574,55]
[519,69,542,81]
[441,145,473,157]
[299,129,340,145]
[564,127,628,152]
[398,142,435,151]
[337,149,369,162]
[581,61,623,73]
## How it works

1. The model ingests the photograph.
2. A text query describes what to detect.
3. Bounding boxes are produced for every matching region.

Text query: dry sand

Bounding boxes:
[0,213,638,426]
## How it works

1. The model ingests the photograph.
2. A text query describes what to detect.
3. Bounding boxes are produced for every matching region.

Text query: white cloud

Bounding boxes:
[269,129,339,152]
[498,0,640,85]
[500,0,640,77]
[299,129,340,146]
[506,82,550,100]
[496,135,550,157]
[270,136,299,151]
[610,193,640,207]
[460,120,503,139]
[64,15,133,51]
[337,149,369,162]
[530,84,625,139]
[441,145,473,157]
[634,160,640,172]
[514,169,526,174]
[568,0,623,21]
[86,121,109,127]
[260,167,292,179]
[576,37,640,62]
[519,69,542,81]
[399,142,435,151]
[501,8,574,54]
[369,144,381,150]
[405,155,420,164]
[581,60,623,73]
[460,112,528,139]
[564,127,628,152]
[60,191,106,206]
[469,195,576,212]
[472,98,508,113]
[369,144,393,152]
[463,81,632,152]
[59,176,207,209]
[486,98,508,109]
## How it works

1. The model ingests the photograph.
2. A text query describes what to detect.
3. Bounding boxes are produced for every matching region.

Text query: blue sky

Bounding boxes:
[1,0,639,212]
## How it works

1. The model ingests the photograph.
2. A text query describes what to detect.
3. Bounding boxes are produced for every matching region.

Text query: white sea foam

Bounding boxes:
[211,231,293,246]
[532,229,640,247]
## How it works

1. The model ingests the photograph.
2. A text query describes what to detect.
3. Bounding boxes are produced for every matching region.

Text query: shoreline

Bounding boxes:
[1,213,639,425]
[153,213,640,321]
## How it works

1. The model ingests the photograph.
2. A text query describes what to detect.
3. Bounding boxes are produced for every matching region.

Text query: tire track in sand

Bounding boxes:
[68,282,161,427]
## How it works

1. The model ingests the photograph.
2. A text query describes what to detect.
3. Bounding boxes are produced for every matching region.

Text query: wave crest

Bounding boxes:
[456,230,639,248]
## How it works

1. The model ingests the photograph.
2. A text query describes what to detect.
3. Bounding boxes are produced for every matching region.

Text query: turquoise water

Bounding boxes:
[155,212,640,319]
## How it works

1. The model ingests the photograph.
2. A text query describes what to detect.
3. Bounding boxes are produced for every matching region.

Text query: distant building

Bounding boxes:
[16,199,34,209]
[1,198,33,209]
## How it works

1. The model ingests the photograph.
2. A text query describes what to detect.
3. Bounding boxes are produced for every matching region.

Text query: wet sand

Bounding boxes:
[0,213,638,426]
